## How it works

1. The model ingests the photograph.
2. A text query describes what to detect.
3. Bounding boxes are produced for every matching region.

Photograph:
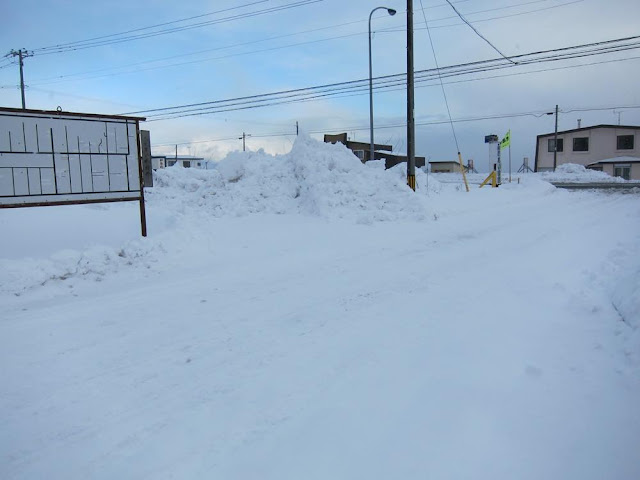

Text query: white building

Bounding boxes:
[151,155,207,169]
[534,124,640,180]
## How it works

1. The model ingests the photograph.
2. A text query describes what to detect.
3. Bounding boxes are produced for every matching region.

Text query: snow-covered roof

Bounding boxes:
[588,156,640,165]
[537,124,640,138]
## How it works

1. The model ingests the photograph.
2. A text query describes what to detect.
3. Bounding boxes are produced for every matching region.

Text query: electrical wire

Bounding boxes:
[151,103,640,147]
[31,1,323,56]
[29,18,369,85]
[133,36,640,121]
[25,0,581,86]
[32,1,270,53]
[419,0,460,153]
[27,31,365,87]
[443,0,516,63]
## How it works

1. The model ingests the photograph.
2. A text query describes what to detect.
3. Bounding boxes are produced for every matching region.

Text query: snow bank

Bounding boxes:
[150,135,436,222]
[1,136,444,294]
[0,239,163,296]
[538,163,626,183]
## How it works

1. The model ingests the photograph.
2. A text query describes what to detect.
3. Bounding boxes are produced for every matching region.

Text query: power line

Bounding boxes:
[132,35,640,121]
[24,1,479,84]
[27,32,365,87]
[419,0,460,152]
[29,18,369,85]
[150,104,640,147]
[31,1,323,56]
[25,0,581,86]
[31,1,269,53]
[443,0,516,63]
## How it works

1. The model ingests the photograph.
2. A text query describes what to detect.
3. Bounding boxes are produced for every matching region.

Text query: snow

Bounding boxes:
[538,163,629,183]
[431,163,631,185]
[1,135,639,479]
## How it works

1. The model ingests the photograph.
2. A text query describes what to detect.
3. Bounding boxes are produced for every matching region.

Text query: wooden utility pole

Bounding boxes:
[239,132,251,151]
[406,0,416,191]
[8,49,32,109]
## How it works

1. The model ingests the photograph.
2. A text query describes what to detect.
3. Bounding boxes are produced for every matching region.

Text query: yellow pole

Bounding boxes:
[479,171,496,188]
[407,174,416,191]
[457,152,469,192]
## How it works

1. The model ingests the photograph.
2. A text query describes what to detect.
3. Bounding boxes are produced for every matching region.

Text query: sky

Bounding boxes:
[1,0,640,171]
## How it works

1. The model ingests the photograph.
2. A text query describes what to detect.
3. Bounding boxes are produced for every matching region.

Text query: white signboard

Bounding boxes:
[0,108,147,235]
[0,108,143,205]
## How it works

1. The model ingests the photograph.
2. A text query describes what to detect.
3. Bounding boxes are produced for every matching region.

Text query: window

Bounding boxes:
[547,138,563,152]
[183,161,191,168]
[167,160,176,167]
[614,164,631,180]
[573,137,589,152]
[617,134,634,150]
[353,150,365,161]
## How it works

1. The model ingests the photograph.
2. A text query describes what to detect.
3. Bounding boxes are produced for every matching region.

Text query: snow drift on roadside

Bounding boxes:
[1,136,441,295]
[538,163,627,183]
[150,135,437,222]
[0,239,164,297]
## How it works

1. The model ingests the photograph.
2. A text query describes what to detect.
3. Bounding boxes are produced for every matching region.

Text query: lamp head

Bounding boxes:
[387,8,397,15]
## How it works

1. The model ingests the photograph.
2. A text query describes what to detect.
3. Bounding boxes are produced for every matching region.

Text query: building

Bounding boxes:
[429,160,467,173]
[323,133,425,169]
[534,124,640,179]
[151,155,206,169]
[586,156,640,181]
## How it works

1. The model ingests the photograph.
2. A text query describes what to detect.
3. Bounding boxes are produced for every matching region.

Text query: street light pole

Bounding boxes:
[369,6,396,163]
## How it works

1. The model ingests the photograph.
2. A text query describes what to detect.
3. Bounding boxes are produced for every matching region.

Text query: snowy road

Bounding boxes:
[1,148,640,479]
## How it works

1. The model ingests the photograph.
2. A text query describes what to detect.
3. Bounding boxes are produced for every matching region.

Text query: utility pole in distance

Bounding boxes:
[8,49,32,109]
[239,132,251,151]
[553,104,559,171]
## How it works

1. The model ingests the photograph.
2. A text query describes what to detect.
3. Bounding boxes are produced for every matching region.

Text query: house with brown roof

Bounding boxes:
[323,133,425,169]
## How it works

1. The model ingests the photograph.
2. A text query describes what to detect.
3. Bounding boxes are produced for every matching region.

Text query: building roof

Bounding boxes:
[537,124,640,139]
[429,160,460,164]
[324,133,392,152]
[152,155,205,161]
[587,156,640,165]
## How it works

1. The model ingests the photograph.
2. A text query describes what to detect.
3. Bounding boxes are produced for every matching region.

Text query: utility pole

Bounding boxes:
[8,49,32,109]
[296,121,299,136]
[239,132,251,151]
[553,104,558,171]
[406,0,416,191]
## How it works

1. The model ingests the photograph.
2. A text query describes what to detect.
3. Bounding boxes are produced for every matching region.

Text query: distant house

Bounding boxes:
[429,160,467,173]
[534,124,640,179]
[151,155,206,169]
[586,156,640,181]
[323,133,425,169]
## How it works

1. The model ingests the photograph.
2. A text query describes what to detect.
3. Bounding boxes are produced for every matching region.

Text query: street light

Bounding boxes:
[369,6,396,163]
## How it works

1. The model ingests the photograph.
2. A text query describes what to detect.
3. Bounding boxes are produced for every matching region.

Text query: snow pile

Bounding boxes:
[150,135,437,222]
[0,239,163,296]
[538,163,626,183]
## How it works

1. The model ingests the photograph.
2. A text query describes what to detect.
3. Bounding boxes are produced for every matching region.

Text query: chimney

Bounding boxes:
[577,119,582,128]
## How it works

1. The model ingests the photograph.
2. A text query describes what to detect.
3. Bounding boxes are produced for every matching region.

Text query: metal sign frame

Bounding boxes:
[0,107,147,236]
